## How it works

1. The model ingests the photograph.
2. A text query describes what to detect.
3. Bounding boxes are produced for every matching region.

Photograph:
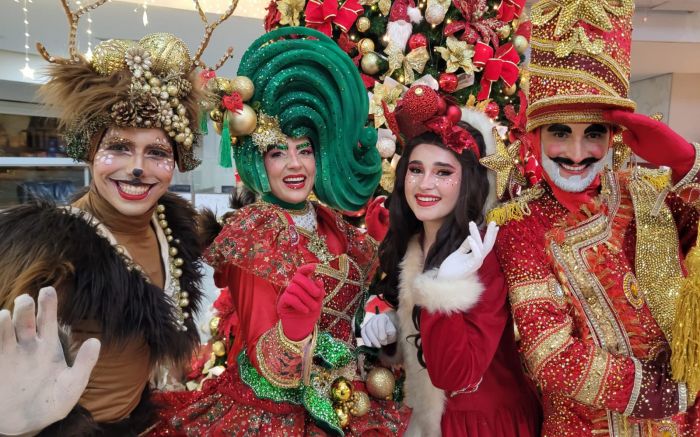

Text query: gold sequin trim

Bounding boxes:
[529,63,622,97]
[672,142,700,192]
[509,276,566,308]
[623,356,643,416]
[574,349,609,406]
[526,320,575,374]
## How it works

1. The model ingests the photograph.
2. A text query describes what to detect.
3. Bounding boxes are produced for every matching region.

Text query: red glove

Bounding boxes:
[277,264,325,341]
[365,196,390,241]
[603,110,695,181]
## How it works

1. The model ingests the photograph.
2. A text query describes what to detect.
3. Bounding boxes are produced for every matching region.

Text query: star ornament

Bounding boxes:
[479,128,527,199]
[435,37,476,74]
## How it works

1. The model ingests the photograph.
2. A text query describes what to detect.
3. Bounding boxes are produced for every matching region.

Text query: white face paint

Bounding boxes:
[541,152,608,192]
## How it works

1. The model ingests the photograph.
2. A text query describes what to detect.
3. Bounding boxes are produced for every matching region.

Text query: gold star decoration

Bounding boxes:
[479,128,527,199]
[531,0,633,37]
[435,37,476,75]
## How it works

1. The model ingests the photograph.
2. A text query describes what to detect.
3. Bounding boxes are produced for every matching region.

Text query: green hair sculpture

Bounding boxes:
[234,26,380,211]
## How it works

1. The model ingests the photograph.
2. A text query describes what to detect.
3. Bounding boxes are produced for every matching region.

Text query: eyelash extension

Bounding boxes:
[103,137,134,147]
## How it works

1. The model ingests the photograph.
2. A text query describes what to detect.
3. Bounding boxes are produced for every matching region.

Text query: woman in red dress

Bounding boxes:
[152,27,409,436]
[361,85,542,436]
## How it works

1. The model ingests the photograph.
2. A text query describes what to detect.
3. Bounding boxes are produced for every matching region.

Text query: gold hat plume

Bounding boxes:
[37,0,238,171]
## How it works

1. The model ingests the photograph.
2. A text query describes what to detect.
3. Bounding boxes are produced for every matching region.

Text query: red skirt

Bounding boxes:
[149,365,410,436]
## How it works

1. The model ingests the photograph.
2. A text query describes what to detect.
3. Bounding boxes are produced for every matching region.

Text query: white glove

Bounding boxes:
[0,287,101,436]
[361,311,398,348]
[437,221,499,281]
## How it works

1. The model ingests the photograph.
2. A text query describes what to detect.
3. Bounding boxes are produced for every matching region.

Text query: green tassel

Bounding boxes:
[219,114,233,168]
[199,111,209,135]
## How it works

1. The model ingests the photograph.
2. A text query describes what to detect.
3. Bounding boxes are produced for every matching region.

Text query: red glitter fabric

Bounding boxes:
[150,202,410,436]
[495,176,700,436]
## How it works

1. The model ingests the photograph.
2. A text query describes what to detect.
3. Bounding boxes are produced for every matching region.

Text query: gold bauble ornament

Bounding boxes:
[230,76,255,102]
[212,340,226,357]
[513,35,529,54]
[91,39,135,75]
[361,52,382,75]
[334,404,350,428]
[504,83,518,96]
[228,104,258,136]
[210,108,224,124]
[349,391,371,416]
[214,77,234,95]
[357,38,376,56]
[366,367,395,400]
[356,16,371,33]
[498,24,512,39]
[331,377,354,403]
[139,33,191,75]
[209,316,220,336]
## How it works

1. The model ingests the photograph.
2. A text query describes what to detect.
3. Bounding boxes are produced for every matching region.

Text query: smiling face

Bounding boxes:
[540,123,611,192]
[404,143,462,229]
[263,136,316,205]
[91,127,175,216]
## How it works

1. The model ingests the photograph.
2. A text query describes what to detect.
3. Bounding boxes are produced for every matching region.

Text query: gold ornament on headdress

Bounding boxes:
[251,113,288,154]
[530,0,633,57]
[435,37,476,74]
[36,0,239,171]
[479,128,527,199]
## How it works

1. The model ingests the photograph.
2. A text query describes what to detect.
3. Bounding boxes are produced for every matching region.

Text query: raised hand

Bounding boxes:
[361,312,398,348]
[437,222,498,281]
[603,110,695,177]
[365,196,390,242]
[277,264,325,341]
[0,287,100,436]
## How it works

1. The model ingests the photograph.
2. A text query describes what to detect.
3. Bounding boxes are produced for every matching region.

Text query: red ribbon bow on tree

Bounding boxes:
[304,0,363,36]
[496,0,526,22]
[473,41,520,100]
[424,116,480,157]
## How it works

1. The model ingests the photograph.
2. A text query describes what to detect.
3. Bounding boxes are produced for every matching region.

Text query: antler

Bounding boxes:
[190,0,239,72]
[36,0,109,64]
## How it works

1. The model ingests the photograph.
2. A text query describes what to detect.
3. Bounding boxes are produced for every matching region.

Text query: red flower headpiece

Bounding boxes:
[384,85,480,157]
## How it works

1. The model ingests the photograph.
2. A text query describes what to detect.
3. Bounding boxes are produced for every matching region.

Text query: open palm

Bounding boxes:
[0,287,100,436]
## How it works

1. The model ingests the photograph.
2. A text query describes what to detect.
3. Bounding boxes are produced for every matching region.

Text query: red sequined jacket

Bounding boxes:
[495,168,700,436]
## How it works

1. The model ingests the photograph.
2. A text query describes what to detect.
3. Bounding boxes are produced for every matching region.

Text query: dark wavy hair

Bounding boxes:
[375,121,489,366]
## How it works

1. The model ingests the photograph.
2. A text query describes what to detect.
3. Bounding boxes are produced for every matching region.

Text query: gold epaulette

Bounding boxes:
[638,167,672,192]
[486,185,545,226]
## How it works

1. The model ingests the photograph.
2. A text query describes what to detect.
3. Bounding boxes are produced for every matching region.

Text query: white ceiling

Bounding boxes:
[1,0,700,82]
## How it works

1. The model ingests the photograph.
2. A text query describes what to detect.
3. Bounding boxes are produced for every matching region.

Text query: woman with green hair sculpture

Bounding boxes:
[152,27,409,436]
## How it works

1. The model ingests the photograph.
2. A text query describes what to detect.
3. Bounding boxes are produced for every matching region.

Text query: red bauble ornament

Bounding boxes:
[446,105,462,123]
[485,101,500,119]
[439,73,458,93]
[436,97,447,114]
[408,33,428,50]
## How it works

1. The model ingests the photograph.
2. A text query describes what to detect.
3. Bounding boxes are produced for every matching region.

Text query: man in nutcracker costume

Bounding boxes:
[487,0,700,434]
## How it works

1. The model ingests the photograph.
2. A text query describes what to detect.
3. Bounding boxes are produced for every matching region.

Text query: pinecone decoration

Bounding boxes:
[110,100,137,126]
[136,95,161,127]
[171,77,193,98]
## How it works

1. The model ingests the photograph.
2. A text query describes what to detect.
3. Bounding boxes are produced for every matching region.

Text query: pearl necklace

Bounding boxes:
[155,204,190,332]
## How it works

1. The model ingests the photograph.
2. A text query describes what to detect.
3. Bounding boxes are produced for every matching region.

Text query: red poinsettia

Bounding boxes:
[264,0,282,31]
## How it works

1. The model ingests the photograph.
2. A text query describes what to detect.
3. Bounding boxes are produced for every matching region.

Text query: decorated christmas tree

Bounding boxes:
[264,0,530,192]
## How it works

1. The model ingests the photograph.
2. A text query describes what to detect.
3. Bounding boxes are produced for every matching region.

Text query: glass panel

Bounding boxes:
[0,113,66,158]
[0,166,86,208]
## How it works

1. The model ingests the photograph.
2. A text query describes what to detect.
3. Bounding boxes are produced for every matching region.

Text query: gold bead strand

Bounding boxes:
[156,204,190,331]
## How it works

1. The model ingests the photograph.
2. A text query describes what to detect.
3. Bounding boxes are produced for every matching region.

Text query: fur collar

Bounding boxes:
[0,193,203,364]
[396,237,485,436]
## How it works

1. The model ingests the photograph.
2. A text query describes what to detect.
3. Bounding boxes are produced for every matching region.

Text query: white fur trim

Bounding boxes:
[386,20,413,51]
[412,269,484,314]
[460,107,500,218]
[407,6,423,24]
[396,238,445,436]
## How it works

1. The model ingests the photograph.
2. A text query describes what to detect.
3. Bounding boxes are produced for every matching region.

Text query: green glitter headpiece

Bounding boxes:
[234,27,380,211]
